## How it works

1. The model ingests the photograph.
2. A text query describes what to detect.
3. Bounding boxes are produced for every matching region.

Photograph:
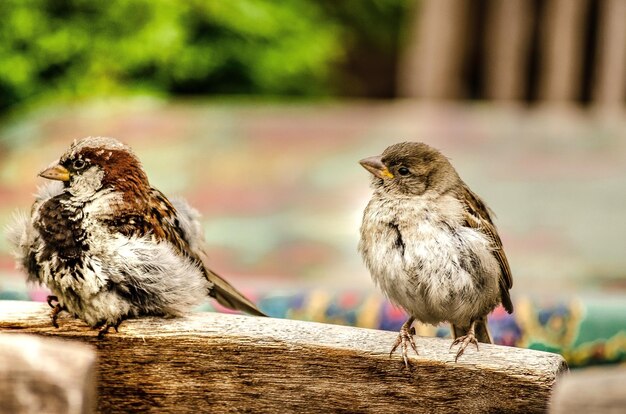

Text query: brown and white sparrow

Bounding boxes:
[358,142,513,366]
[8,136,265,337]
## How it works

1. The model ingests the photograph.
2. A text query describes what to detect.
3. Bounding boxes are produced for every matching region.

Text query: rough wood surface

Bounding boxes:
[0,301,567,413]
[550,366,626,413]
[0,332,96,414]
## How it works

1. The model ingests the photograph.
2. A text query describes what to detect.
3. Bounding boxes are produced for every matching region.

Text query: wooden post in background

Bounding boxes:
[592,0,626,108]
[539,0,590,102]
[483,0,533,101]
[397,0,470,99]
[0,301,567,414]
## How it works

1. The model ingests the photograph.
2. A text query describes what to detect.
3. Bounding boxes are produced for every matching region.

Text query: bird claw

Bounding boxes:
[46,295,58,308]
[97,319,124,339]
[450,333,479,362]
[390,319,418,368]
[97,325,110,339]
[48,296,66,328]
[50,304,64,328]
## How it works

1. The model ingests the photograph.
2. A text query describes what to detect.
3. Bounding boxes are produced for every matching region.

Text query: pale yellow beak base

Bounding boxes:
[359,156,394,180]
[39,164,70,182]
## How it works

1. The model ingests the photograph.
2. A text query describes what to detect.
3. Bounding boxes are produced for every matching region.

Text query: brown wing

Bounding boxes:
[459,183,514,314]
[137,188,266,317]
[146,189,198,259]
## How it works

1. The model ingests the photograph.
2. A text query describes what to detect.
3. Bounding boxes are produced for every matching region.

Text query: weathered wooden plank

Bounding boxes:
[550,366,626,413]
[0,332,96,414]
[0,301,567,413]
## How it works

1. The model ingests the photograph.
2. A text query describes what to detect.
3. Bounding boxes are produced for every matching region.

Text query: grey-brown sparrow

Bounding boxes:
[8,136,265,337]
[358,142,513,366]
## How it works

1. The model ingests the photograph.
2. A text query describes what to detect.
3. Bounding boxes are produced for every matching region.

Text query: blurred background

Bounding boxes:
[0,0,624,368]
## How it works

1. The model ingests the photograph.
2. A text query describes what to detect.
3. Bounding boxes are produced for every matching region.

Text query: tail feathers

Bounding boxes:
[500,284,514,314]
[205,268,267,317]
[452,318,492,344]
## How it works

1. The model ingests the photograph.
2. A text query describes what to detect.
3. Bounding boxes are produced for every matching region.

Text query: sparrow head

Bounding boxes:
[359,142,459,197]
[39,137,149,199]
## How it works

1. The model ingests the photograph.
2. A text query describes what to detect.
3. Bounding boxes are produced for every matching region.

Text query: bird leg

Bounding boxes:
[46,295,58,308]
[450,320,480,362]
[390,317,418,368]
[47,295,66,328]
[50,304,64,328]
[97,318,125,339]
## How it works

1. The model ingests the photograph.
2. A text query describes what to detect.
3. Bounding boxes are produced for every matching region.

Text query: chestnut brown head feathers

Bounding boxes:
[9,136,265,337]
[39,137,149,201]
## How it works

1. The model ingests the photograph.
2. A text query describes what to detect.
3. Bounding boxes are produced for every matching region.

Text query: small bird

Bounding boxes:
[8,136,265,337]
[358,142,513,366]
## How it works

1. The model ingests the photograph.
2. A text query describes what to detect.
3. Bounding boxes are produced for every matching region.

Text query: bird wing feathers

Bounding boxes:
[148,189,266,317]
[459,183,514,314]
[7,182,64,280]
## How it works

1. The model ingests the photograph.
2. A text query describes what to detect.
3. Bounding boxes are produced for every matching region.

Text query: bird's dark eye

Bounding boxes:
[72,159,86,170]
[398,167,410,176]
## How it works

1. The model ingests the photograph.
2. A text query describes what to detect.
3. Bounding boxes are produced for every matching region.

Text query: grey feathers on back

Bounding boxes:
[170,197,205,254]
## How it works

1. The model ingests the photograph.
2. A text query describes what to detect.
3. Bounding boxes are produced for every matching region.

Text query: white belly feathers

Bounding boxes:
[359,194,501,326]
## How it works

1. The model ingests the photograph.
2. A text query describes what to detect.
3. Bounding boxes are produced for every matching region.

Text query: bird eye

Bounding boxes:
[72,159,86,170]
[398,167,410,176]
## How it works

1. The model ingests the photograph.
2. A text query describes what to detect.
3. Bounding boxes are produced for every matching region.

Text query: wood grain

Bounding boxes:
[0,300,567,413]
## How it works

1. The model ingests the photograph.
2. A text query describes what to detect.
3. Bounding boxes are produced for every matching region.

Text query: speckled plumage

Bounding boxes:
[358,142,513,365]
[8,137,264,336]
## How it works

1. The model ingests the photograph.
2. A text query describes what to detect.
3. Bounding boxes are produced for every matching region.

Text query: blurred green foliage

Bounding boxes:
[319,0,411,98]
[0,0,411,114]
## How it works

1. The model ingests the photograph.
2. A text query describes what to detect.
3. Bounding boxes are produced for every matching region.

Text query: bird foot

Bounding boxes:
[450,333,479,362]
[50,304,64,328]
[46,295,58,308]
[47,296,66,328]
[97,319,124,339]
[390,320,419,368]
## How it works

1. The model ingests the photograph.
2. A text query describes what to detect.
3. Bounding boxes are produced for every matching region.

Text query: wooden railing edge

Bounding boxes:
[0,300,568,413]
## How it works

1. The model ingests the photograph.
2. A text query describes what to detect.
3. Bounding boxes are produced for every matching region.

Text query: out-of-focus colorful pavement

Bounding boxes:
[1,99,624,367]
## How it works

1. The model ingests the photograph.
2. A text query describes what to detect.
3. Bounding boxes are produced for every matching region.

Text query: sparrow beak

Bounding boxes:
[359,156,394,180]
[39,164,70,182]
